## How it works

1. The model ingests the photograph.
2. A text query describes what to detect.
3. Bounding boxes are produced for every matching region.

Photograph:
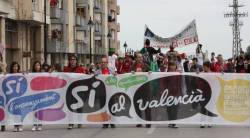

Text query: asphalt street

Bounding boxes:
[0,125,249,138]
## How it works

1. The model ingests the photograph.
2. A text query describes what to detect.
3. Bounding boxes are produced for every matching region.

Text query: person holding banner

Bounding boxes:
[190,58,203,73]
[63,55,87,129]
[31,61,43,131]
[200,61,212,128]
[96,57,116,129]
[0,53,7,132]
[166,61,179,128]
[0,53,7,74]
[121,53,133,74]
[132,53,151,128]
[9,62,23,132]
[211,54,227,73]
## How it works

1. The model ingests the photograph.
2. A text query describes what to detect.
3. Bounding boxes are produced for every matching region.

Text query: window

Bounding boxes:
[94,0,101,9]
[5,20,18,49]
[77,7,86,18]
[95,23,101,33]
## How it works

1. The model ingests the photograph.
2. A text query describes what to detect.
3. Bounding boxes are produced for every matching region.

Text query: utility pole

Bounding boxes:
[224,0,248,58]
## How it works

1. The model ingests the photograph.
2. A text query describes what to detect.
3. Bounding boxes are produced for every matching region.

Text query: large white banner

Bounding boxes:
[0,73,250,125]
[144,20,199,49]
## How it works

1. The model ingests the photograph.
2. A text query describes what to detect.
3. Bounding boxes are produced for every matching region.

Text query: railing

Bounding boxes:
[76,0,89,5]
[50,6,61,19]
[47,40,68,53]
[75,42,89,54]
[76,15,86,26]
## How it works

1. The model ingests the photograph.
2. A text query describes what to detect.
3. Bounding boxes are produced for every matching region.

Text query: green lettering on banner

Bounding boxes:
[105,76,118,87]
[118,75,148,90]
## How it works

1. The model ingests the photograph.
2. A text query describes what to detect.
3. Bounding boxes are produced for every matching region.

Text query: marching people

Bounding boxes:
[140,39,161,65]
[166,61,179,128]
[96,57,116,129]
[183,58,190,72]
[190,58,203,72]
[132,53,151,128]
[1,43,250,132]
[116,57,124,74]
[63,55,87,129]
[225,58,235,73]
[121,53,133,73]
[196,44,205,66]
[31,61,43,131]
[166,45,178,63]
[200,61,212,128]
[211,54,227,72]
[235,51,246,73]
[9,62,23,132]
[0,53,7,132]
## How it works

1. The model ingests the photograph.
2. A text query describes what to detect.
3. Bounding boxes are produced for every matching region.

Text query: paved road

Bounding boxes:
[0,125,249,138]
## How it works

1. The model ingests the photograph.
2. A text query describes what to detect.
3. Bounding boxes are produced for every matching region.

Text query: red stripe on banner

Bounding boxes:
[31,77,67,91]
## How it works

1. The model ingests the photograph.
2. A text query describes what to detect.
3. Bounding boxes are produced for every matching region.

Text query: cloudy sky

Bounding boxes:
[117,0,250,58]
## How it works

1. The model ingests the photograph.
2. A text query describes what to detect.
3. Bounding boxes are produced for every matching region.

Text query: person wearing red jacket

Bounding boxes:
[116,57,124,74]
[96,57,116,129]
[63,55,87,74]
[121,53,132,73]
[63,55,87,129]
[211,54,228,72]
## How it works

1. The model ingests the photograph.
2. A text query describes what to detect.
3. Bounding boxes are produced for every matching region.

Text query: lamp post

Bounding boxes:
[44,0,47,63]
[107,31,112,54]
[87,18,94,64]
[123,42,128,54]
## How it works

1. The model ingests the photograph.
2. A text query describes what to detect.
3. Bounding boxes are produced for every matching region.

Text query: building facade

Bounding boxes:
[0,0,120,71]
[108,0,120,54]
[0,0,50,72]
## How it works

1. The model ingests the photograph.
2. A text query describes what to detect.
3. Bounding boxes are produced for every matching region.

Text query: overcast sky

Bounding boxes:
[117,0,250,58]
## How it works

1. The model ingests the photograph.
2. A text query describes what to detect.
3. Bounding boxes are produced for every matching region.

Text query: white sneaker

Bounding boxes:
[37,126,42,131]
[32,126,37,131]
[68,124,73,129]
[13,126,18,132]
[18,127,23,132]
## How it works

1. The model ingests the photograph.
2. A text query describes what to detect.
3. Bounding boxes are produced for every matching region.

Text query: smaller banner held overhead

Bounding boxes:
[144,20,199,49]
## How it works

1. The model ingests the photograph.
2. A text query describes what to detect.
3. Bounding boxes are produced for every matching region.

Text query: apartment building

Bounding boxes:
[108,0,120,54]
[0,0,50,71]
[0,0,120,71]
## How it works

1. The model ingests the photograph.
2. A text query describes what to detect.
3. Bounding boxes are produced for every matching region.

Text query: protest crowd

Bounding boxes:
[1,39,250,132]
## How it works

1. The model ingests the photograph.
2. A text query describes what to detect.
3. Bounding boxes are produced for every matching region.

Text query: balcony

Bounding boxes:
[51,9,68,24]
[76,0,89,6]
[50,6,61,19]
[108,22,117,30]
[31,2,50,24]
[75,43,90,54]
[117,5,120,15]
[94,30,102,37]
[75,15,86,26]
[108,0,117,11]
[117,23,120,32]
[47,40,68,53]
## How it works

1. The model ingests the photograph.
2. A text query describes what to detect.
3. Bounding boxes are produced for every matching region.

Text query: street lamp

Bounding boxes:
[107,31,112,53]
[44,0,47,63]
[123,42,128,53]
[87,18,94,64]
